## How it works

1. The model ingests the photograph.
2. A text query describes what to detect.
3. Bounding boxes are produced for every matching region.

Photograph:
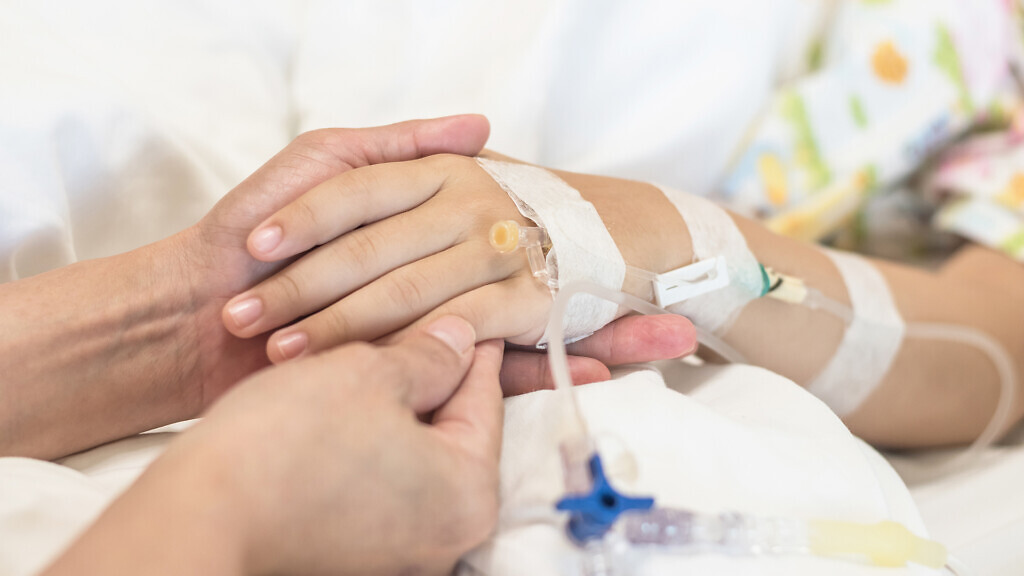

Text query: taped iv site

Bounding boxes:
[484,156,1018,576]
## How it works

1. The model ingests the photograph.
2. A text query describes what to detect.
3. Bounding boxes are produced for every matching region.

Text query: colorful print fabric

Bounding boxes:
[719,0,1024,263]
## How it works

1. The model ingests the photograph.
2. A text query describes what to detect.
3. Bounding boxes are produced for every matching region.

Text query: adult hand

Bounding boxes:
[500,313,697,395]
[43,316,503,576]
[178,115,492,408]
[0,115,491,460]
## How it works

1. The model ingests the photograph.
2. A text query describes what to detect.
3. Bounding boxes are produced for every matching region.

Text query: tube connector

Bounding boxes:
[489,220,549,253]
[490,220,557,290]
[809,519,947,568]
[555,454,655,544]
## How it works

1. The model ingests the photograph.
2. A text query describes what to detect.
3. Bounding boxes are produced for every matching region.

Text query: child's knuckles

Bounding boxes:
[264,272,307,312]
[383,268,434,312]
[282,196,324,244]
[320,239,368,284]
[342,228,385,274]
[345,163,392,202]
[434,300,487,338]
[316,307,359,347]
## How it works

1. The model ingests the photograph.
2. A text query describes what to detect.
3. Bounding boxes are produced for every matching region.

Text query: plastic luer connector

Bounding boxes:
[555,454,654,543]
[489,220,556,289]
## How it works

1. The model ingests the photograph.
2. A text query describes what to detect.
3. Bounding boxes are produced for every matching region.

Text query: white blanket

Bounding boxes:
[0,366,939,576]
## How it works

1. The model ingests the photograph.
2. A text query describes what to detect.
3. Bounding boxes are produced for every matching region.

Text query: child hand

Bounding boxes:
[222,153,551,363]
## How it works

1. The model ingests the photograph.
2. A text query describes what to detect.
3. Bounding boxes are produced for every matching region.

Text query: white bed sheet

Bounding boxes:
[3,366,1019,576]
[884,432,1024,576]
[2,367,942,576]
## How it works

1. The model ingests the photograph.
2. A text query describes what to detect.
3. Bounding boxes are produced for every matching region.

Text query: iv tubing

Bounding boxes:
[547,282,752,396]
[905,322,1017,469]
[506,215,1015,469]
[545,282,964,573]
[546,282,751,441]
[548,281,1015,470]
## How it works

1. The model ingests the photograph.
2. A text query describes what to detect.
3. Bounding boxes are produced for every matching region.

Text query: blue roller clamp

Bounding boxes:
[555,453,655,543]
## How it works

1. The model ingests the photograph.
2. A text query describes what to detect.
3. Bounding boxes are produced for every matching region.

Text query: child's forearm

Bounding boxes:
[733,218,1022,447]
[564,172,1023,448]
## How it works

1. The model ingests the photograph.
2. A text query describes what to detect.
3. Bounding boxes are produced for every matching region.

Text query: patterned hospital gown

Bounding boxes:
[719,0,1024,265]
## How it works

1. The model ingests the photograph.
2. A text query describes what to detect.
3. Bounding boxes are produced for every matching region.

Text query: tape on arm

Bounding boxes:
[807,250,905,416]
[654,185,765,335]
[476,157,625,345]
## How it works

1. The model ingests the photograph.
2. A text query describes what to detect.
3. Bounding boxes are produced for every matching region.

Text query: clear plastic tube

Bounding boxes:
[621,508,808,556]
[547,282,749,396]
[619,508,949,568]
[546,282,667,441]
[903,322,1017,471]
[694,326,748,365]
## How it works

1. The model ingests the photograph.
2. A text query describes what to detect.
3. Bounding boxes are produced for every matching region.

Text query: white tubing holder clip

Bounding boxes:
[651,257,730,308]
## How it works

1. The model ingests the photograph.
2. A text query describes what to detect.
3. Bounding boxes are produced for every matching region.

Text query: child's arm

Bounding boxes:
[222,153,1024,448]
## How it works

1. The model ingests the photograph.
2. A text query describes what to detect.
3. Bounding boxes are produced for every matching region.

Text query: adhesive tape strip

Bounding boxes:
[654,185,764,334]
[807,250,905,416]
[476,158,625,345]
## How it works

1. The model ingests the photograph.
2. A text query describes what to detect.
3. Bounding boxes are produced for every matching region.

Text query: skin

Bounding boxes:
[225,152,1024,448]
[0,115,694,461]
[0,116,492,460]
[42,317,505,576]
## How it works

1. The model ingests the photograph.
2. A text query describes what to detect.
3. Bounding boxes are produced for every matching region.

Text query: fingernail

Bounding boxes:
[276,332,308,360]
[251,226,282,255]
[226,297,263,329]
[425,316,476,355]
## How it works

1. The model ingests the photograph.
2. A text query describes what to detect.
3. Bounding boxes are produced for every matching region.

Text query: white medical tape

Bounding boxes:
[807,250,905,416]
[476,158,625,345]
[654,185,764,334]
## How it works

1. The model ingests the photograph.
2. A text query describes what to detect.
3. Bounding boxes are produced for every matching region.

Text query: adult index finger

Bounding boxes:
[564,314,697,366]
[213,115,491,239]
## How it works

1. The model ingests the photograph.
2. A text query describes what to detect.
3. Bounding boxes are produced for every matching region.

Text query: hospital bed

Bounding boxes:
[2,368,1021,576]
[2,1,1022,573]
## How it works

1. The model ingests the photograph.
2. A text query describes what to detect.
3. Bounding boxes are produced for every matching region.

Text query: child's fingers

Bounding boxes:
[246,156,452,262]
[382,275,552,348]
[223,199,458,338]
[263,244,526,363]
